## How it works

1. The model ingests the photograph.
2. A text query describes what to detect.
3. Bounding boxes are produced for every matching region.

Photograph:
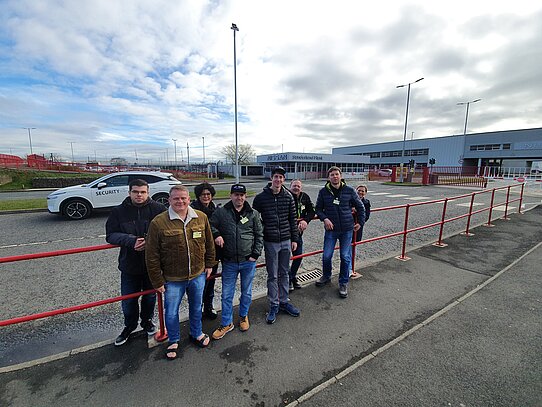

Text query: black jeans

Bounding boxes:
[120,272,156,330]
[203,264,219,310]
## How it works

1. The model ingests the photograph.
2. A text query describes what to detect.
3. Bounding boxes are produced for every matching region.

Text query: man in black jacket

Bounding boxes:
[253,166,300,324]
[106,179,166,346]
[288,179,315,291]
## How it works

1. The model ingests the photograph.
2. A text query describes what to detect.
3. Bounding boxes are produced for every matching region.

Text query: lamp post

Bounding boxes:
[187,142,190,171]
[172,138,177,166]
[457,98,481,135]
[231,23,240,183]
[396,77,424,182]
[23,127,36,155]
[202,136,205,164]
[68,142,75,163]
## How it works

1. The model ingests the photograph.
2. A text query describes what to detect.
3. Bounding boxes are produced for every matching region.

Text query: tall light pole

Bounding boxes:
[68,142,75,163]
[23,127,36,155]
[172,138,177,166]
[202,136,205,164]
[187,142,190,170]
[231,23,240,183]
[396,77,424,182]
[457,98,481,135]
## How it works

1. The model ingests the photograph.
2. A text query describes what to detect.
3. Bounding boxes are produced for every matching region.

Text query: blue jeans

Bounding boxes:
[163,273,206,343]
[322,230,353,285]
[220,261,256,326]
[289,236,303,281]
[120,272,156,330]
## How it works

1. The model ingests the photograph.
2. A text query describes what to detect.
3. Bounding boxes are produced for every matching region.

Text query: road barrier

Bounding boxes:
[0,183,525,343]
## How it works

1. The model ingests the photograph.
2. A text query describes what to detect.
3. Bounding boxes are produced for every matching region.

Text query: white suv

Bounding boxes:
[47,171,181,220]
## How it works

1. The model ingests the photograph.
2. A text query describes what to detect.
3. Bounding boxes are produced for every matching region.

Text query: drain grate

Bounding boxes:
[296,269,322,283]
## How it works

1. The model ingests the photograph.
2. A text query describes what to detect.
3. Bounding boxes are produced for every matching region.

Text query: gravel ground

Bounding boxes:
[0,179,538,366]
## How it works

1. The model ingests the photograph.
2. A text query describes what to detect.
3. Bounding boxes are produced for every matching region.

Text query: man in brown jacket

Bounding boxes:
[146,185,216,360]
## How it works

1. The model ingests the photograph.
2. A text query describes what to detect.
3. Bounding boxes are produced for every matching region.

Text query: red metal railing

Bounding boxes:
[0,183,525,338]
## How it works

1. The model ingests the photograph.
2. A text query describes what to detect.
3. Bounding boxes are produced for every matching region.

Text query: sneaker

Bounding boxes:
[141,320,157,336]
[266,306,279,324]
[114,327,134,346]
[212,323,234,340]
[279,302,301,317]
[289,281,294,292]
[339,284,348,298]
[239,315,250,332]
[315,276,331,287]
[292,279,302,290]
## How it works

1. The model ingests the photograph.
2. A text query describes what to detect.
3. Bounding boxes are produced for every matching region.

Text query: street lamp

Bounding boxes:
[68,142,75,163]
[202,136,205,164]
[187,142,190,171]
[172,138,177,166]
[231,23,240,183]
[23,127,36,155]
[396,77,424,182]
[457,99,481,135]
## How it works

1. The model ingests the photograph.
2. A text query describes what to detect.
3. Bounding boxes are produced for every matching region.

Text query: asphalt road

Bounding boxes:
[0,179,539,367]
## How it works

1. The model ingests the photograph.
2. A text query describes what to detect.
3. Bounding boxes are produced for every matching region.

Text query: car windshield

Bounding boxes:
[168,175,180,181]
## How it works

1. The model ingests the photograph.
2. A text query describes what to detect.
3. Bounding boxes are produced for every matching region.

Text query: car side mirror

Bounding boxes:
[97,182,107,189]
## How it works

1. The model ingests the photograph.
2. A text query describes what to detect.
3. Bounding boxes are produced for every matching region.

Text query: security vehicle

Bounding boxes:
[47,171,181,220]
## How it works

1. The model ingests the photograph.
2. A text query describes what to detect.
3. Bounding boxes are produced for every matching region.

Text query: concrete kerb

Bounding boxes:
[284,239,542,406]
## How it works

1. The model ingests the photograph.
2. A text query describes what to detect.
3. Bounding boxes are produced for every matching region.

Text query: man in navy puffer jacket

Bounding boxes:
[315,166,366,299]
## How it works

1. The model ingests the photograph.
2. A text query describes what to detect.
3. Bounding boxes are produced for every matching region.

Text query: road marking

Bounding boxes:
[492,205,517,211]
[456,203,485,207]
[370,192,391,195]
[386,194,409,198]
[404,196,431,201]
[0,235,107,250]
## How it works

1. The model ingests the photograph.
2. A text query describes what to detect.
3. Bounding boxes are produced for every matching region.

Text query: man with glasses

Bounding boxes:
[106,179,167,346]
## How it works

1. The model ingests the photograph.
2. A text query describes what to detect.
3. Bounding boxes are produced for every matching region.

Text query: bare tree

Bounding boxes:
[220,144,255,165]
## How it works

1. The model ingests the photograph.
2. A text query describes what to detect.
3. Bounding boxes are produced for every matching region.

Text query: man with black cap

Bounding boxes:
[253,166,300,324]
[209,184,264,339]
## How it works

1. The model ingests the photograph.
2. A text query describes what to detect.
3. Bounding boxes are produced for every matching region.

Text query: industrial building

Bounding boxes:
[332,127,542,170]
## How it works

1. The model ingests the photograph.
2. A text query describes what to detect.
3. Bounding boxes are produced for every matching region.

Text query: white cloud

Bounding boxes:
[1,0,541,162]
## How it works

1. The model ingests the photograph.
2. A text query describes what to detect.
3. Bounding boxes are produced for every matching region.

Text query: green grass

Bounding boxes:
[0,198,47,211]
[0,168,100,190]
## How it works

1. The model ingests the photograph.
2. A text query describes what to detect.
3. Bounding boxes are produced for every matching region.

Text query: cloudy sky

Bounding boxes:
[1,0,541,164]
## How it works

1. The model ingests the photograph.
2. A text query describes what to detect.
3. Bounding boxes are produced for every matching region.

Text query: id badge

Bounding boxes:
[193,231,202,238]
[240,216,249,224]
[333,199,340,205]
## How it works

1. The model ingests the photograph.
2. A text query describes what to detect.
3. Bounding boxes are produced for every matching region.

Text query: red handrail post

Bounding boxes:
[153,292,168,342]
[486,188,496,227]
[503,185,511,220]
[351,222,357,274]
[433,198,449,247]
[462,193,476,236]
[395,204,411,261]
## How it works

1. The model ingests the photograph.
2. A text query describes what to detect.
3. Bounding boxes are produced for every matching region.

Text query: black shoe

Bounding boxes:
[203,307,218,320]
[315,277,331,287]
[141,320,157,336]
[292,280,302,290]
[114,327,134,346]
[289,281,294,292]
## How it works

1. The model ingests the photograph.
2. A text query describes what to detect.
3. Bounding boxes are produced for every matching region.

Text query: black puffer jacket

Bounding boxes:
[106,197,166,275]
[252,184,299,243]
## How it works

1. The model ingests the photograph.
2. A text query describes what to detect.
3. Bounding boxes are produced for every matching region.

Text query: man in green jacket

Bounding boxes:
[210,184,264,339]
[146,185,216,360]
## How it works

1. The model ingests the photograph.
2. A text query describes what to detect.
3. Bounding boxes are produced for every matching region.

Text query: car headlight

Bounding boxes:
[47,192,66,199]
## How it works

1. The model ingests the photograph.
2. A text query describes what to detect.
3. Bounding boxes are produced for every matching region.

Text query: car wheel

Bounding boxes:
[62,199,92,220]
[153,193,169,207]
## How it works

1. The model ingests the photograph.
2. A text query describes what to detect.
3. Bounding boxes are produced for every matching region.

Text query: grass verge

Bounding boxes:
[0,198,47,211]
